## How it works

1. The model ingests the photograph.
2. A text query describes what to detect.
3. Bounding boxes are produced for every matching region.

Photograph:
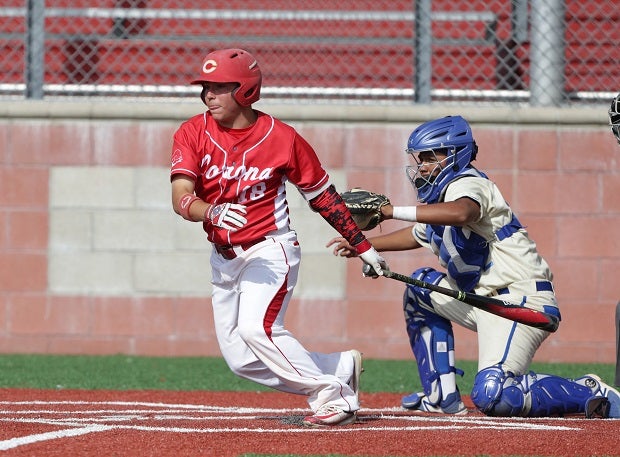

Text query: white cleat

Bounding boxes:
[302,404,357,427]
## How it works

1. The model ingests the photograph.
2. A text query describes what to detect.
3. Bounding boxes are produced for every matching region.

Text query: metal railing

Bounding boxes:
[1,0,617,105]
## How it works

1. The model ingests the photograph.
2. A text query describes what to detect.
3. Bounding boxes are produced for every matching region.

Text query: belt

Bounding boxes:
[496,280,554,296]
[213,237,267,260]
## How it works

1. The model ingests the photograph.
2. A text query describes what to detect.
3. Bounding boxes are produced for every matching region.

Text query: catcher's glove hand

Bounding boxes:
[340,188,391,231]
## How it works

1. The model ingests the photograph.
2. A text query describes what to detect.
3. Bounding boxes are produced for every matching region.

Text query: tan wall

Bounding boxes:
[0,100,618,364]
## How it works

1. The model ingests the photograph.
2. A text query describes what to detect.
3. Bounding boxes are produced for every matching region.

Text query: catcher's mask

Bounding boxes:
[609,93,620,145]
[405,116,478,204]
[191,48,262,107]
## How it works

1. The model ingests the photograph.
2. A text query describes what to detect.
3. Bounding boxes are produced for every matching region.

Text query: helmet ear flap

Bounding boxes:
[451,143,476,172]
[232,83,253,107]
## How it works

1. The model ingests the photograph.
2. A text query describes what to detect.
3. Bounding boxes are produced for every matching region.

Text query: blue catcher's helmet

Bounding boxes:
[405,116,478,203]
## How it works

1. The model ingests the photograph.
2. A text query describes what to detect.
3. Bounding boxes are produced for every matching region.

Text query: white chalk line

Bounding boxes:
[0,400,583,451]
[0,424,113,451]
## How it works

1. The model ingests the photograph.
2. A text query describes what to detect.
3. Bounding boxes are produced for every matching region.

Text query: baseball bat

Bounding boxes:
[381,269,560,332]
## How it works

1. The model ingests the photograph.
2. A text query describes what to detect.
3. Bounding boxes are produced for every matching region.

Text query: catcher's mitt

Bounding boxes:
[340,188,391,231]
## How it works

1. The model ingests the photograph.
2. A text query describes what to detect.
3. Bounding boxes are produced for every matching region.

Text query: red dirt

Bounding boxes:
[0,389,618,456]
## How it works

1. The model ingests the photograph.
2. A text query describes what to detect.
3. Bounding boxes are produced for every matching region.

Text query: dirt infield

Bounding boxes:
[0,389,618,457]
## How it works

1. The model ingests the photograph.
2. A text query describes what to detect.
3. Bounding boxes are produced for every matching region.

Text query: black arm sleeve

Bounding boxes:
[308,185,366,247]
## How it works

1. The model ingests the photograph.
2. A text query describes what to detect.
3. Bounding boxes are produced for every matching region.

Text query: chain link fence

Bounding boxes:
[0,0,617,105]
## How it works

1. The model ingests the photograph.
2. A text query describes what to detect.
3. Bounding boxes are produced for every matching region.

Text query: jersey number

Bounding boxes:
[239,182,266,203]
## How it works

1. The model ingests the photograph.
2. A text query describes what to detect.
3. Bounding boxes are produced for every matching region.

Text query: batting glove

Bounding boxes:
[206,203,247,231]
[358,245,387,278]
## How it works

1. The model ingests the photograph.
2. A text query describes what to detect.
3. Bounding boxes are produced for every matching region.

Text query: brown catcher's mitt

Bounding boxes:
[340,188,391,231]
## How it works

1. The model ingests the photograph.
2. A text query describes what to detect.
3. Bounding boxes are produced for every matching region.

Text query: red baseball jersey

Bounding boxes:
[171,110,330,246]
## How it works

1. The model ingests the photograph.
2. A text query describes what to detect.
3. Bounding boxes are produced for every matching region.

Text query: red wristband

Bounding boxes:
[179,193,200,221]
[355,239,372,255]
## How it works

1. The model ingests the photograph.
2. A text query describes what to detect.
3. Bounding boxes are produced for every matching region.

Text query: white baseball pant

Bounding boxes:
[209,230,358,412]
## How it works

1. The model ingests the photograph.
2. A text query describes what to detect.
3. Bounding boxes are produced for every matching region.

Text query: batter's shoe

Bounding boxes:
[584,374,620,418]
[402,391,468,415]
[302,405,357,427]
[348,349,363,396]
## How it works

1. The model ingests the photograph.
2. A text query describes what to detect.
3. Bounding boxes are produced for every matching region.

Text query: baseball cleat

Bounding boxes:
[402,391,468,415]
[302,404,357,427]
[348,349,363,397]
[585,396,610,419]
[585,374,620,418]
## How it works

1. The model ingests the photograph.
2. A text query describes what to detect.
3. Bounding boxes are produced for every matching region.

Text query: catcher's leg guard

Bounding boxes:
[403,268,464,409]
[471,366,613,417]
[471,365,528,416]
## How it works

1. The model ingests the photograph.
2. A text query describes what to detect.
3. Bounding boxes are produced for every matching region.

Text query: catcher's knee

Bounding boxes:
[471,366,525,417]
[403,267,445,317]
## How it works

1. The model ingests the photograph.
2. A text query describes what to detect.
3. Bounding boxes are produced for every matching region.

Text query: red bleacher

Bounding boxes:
[0,1,617,95]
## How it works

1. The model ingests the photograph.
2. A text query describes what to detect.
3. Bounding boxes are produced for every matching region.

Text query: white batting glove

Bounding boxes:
[206,203,247,231]
[359,246,387,278]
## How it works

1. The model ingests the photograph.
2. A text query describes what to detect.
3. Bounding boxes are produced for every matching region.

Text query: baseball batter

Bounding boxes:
[328,115,620,418]
[169,48,387,427]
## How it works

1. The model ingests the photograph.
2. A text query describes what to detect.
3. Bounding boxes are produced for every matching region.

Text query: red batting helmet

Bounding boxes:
[191,48,262,106]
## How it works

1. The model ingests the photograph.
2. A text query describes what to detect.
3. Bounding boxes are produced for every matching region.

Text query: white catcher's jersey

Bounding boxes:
[412,176,556,373]
[413,176,554,297]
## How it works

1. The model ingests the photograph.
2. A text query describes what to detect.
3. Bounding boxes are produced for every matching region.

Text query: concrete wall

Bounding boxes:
[0,100,618,363]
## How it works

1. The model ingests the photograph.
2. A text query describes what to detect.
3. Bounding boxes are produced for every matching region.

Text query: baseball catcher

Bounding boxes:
[339,188,391,231]
[327,115,620,418]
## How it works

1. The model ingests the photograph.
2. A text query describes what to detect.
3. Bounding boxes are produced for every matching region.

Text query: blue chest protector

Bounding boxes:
[425,175,524,292]
[426,224,488,292]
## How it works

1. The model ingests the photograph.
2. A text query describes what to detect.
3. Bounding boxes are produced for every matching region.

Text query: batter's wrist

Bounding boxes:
[354,239,372,255]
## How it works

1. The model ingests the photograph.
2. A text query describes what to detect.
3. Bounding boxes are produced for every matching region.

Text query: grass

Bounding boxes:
[0,353,615,393]
[0,354,615,457]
